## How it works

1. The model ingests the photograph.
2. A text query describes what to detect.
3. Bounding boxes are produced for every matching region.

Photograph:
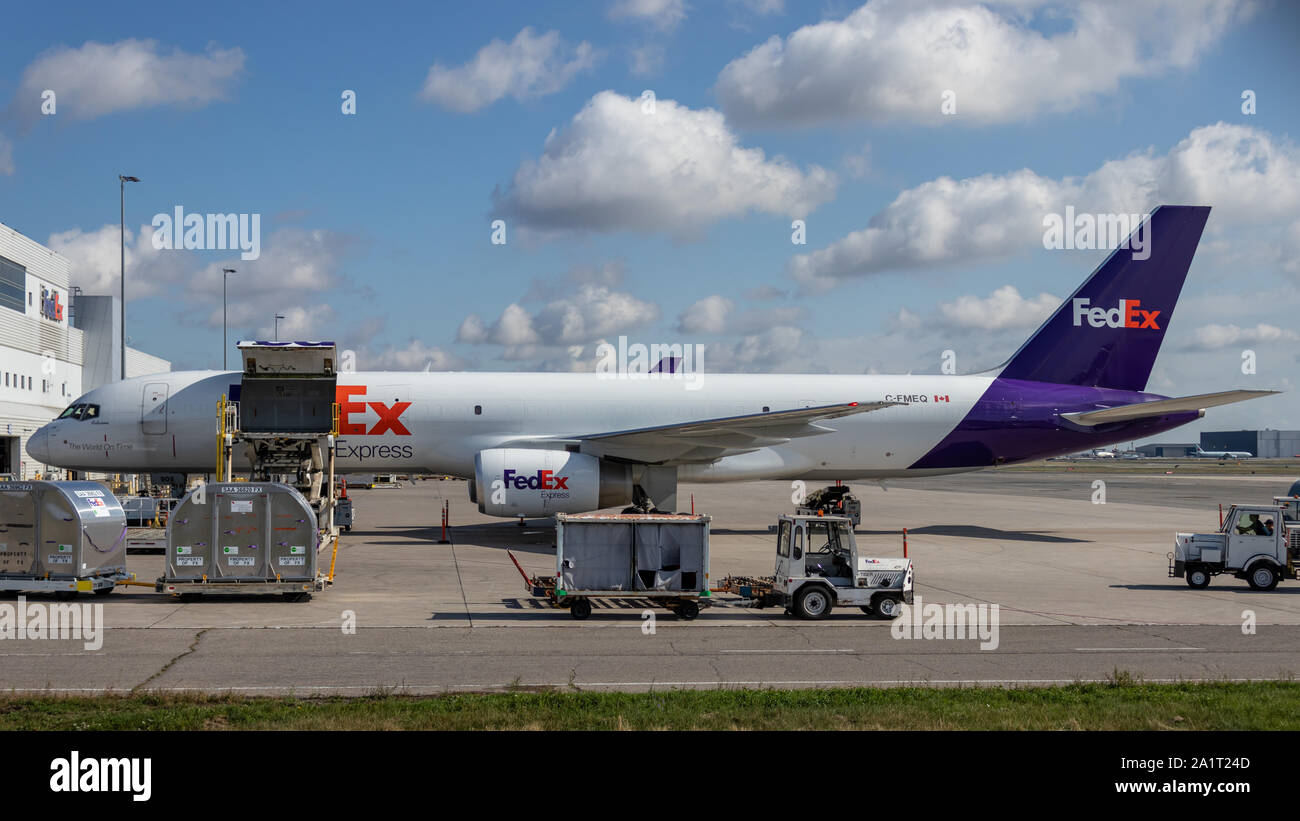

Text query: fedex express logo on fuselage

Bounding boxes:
[1071,298,1161,329]
[336,386,411,435]
[502,469,569,490]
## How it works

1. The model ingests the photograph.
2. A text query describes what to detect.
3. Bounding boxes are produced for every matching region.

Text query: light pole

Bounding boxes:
[118,174,140,381]
[222,268,236,369]
[274,313,285,342]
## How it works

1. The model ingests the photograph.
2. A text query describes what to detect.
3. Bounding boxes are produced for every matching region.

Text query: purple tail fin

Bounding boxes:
[998,205,1210,391]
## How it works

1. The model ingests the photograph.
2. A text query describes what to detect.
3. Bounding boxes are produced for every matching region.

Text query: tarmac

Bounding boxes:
[2,469,1298,694]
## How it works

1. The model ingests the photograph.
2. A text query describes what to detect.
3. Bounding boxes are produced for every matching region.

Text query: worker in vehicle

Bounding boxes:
[1262,518,1275,536]
[1238,514,1269,536]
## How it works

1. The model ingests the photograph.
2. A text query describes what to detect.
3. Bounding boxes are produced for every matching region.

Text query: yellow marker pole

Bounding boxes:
[215,394,226,482]
[328,536,340,582]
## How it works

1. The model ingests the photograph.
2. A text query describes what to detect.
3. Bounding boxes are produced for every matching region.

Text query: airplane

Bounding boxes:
[1194,445,1253,459]
[26,205,1280,519]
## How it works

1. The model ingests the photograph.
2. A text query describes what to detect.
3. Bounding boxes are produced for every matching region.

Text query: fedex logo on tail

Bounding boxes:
[1071,298,1161,330]
[503,469,569,490]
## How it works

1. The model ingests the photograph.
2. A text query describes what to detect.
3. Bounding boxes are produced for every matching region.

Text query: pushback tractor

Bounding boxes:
[1170,498,1300,591]
[716,514,913,620]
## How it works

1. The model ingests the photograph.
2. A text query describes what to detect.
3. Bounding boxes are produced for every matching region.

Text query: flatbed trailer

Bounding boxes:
[155,577,326,600]
[510,557,708,619]
[0,571,132,595]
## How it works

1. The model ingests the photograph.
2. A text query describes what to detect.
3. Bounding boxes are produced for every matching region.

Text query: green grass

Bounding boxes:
[2,680,1298,730]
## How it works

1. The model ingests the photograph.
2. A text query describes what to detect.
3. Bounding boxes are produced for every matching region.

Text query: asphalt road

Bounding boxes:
[3,471,1298,694]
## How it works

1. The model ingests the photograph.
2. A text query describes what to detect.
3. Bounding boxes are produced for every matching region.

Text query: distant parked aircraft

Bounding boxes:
[1194,445,1252,459]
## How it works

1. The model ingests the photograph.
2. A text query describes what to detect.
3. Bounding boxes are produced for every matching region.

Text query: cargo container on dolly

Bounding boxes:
[509,512,711,620]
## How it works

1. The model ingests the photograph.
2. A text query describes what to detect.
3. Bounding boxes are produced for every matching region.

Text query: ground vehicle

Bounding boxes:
[797,485,862,527]
[716,514,912,619]
[510,513,711,620]
[1170,500,1300,590]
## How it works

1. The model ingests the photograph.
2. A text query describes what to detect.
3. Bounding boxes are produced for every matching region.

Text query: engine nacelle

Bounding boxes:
[472,448,632,517]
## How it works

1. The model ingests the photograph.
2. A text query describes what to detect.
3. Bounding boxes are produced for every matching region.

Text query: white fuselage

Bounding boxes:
[30,370,992,481]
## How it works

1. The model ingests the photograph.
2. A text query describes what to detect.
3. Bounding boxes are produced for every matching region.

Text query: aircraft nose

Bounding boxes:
[26,426,50,464]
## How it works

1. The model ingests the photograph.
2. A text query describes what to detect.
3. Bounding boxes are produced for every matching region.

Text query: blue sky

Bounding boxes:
[1,0,1298,437]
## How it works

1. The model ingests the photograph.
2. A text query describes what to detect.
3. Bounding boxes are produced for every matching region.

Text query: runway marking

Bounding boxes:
[719,649,855,654]
[1074,647,1204,652]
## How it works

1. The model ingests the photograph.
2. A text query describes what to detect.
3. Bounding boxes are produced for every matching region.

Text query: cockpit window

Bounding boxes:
[55,403,99,421]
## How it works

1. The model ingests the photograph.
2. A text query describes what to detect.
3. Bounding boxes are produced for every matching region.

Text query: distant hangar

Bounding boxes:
[1137,430,1300,458]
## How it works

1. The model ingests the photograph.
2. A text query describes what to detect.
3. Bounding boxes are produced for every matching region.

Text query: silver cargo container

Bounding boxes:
[164,482,319,585]
[0,481,128,592]
[546,513,711,619]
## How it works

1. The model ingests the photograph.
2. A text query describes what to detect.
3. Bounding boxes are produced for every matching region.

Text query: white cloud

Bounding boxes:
[246,304,336,341]
[457,314,490,344]
[677,295,809,335]
[706,325,808,372]
[420,28,599,113]
[11,39,244,124]
[190,227,352,322]
[608,0,688,30]
[677,295,733,334]
[842,143,871,180]
[744,284,787,301]
[460,283,661,350]
[1184,323,1300,351]
[364,340,465,371]
[50,222,355,346]
[629,44,666,76]
[48,223,188,297]
[716,0,1249,128]
[494,91,836,237]
[936,285,1059,331]
[790,122,1300,290]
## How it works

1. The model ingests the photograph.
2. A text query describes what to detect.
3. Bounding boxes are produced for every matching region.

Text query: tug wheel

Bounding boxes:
[1247,563,1279,591]
[793,586,832,620]
[872,594,903,620]
[1186,568,1211,589]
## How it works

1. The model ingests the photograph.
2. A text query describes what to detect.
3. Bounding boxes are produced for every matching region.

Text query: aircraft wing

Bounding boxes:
[1061,389,1279,426]
[502,401,902,464]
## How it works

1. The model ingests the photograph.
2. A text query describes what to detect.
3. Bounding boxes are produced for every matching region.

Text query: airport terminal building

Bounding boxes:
[0,220,169,478]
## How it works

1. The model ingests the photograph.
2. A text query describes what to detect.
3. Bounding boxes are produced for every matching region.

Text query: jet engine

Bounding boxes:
[471,448,632,517]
